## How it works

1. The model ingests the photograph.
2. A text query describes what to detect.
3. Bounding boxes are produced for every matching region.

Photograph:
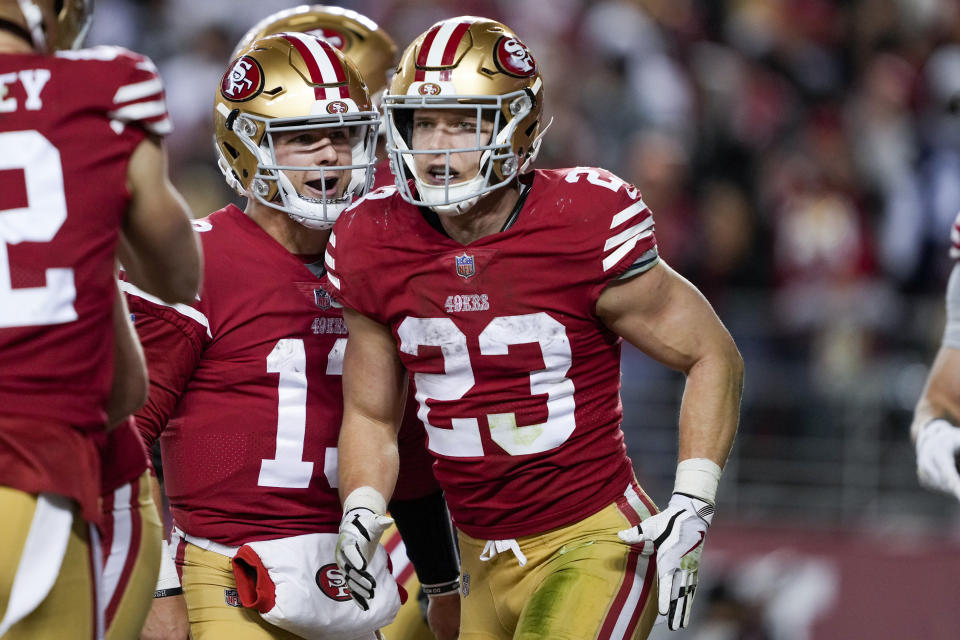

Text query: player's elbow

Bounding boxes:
[692,333,744,393]
[146,232,203,304]
[162,259,202,305]
[107,372,149,429]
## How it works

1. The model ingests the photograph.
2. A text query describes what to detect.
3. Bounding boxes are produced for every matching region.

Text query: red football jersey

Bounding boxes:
[0,46,169,520]
[323,168,659,539]
[126,205,348,545]
[100,418,151,495]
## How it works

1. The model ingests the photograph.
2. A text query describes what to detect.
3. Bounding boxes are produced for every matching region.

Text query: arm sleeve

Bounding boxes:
[123,286,206,447]
[389,490,460,588]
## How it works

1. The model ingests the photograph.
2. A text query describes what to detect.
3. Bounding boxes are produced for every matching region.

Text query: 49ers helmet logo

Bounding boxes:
[315,563,352,601]
[221,55,265,102]
[494,36,536,78]
[326,100,349,114]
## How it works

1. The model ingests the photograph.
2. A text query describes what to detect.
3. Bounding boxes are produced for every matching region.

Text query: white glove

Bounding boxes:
[916,418,960,500]
[618,492,715,630]
[335,507,394,611]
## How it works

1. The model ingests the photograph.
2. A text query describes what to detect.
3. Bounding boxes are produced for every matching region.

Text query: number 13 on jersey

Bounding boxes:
[398,312,576,458]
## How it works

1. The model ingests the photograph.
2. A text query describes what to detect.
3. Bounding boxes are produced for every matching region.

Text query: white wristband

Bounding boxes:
[342,486,387,517]
[673,458,722,505]
[156,539,180,591]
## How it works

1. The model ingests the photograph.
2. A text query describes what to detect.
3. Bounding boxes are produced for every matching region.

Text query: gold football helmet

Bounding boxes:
[214,33,380,229]
[383,16,546,215]
[0,0,93,52]
[233,5,396,105]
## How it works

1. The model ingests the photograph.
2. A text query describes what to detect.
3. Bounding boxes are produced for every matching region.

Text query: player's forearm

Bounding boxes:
[337,411,400,505]
[676,341,743,468]
[107,281,149,427]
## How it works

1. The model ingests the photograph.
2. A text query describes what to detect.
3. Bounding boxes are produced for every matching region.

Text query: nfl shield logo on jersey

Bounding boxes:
[314,288,332,310]
[455,253,475,279]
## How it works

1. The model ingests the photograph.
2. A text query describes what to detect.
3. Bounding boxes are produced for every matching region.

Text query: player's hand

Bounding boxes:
[139,594,189,640]
[335,507,394,611]
[426,590,461,640]
[618,492,715,630]
[916,418,960,501]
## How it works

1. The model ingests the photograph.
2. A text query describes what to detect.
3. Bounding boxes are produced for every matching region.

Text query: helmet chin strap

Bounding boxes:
[416,177,485,216]
[274,171,348,229]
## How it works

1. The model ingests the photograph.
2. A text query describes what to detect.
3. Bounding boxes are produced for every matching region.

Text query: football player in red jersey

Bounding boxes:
[129,32,458,640]
[0,0,201,638]
[910,210,960,502]
[324,17,744,639]
[229,9,458,640]
[232,4,399,194]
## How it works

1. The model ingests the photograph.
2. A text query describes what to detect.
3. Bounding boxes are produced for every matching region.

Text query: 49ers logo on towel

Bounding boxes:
[315,563,352,601]
[494,36,536,78]
[220,55,264,102]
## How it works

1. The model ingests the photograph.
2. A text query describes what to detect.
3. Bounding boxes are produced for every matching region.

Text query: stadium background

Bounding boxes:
[88,1,960,637]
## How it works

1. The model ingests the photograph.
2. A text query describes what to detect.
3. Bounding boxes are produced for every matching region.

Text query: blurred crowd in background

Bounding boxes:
[85,1,960,637]
[87,0,960,521]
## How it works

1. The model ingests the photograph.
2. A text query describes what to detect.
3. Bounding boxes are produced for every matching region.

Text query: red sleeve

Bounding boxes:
[320,188,395,323]
[125,291,205,447]
[560,168,659,305]
[103,47,173,138]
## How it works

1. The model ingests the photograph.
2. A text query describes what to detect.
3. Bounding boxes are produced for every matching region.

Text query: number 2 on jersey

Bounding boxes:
[398,312,577,458]
[258,337,346,488]
[0,130,77,328]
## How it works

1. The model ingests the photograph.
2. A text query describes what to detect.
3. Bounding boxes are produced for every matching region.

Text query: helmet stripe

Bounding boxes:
[416,24,442,68]
[417,19,476,83]
[440,22,472,66]
[282,33,350,100]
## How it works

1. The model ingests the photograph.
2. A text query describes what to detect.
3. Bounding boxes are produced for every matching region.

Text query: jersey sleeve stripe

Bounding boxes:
[108,100,168,122]
[329,231,337,247]
[55,46,123,61]
[119,280,211,338]
[113,78,164,104]
[326,272,341,290]
[604,218,654,252]
[603,234,653,272]
[610,199,648,229]
[324,252,335,270]
[143,118,173,136]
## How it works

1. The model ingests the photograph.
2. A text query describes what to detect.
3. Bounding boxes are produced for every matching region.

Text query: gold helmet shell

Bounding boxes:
[383,16,545,215]
[233,5,396,102]
[0,0,93,52]
[214,33,380,229]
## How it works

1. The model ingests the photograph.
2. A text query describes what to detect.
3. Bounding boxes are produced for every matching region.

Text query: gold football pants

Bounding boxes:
[457,483,659,640]
[0,488,97,639]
